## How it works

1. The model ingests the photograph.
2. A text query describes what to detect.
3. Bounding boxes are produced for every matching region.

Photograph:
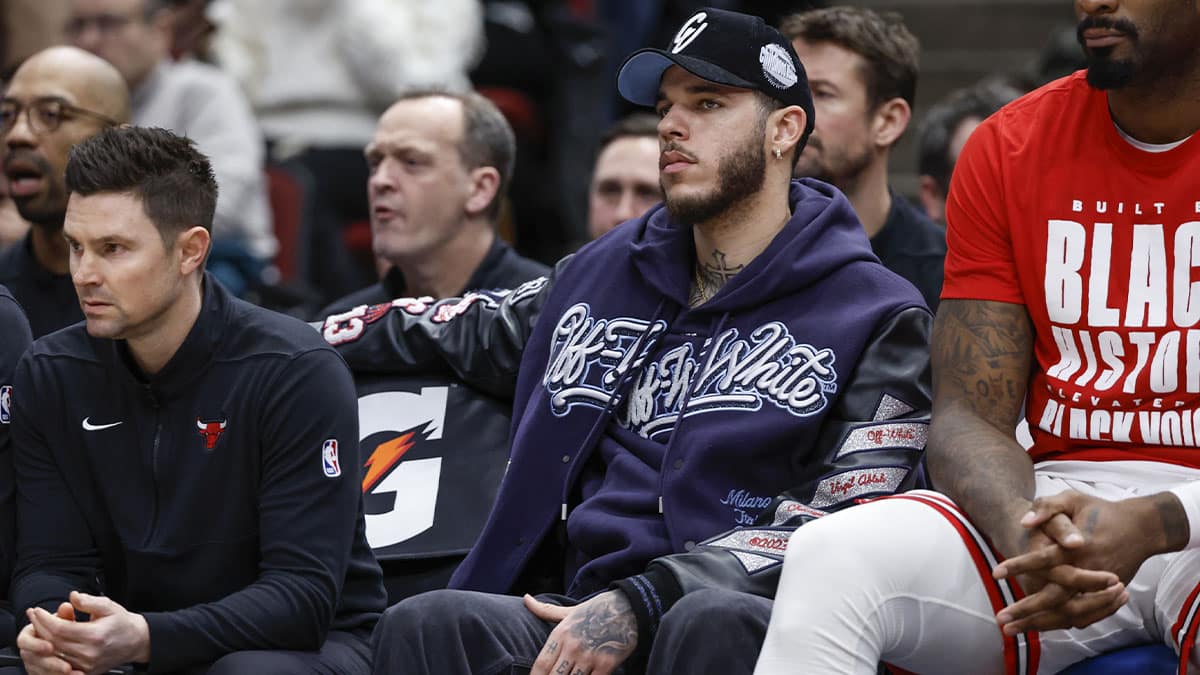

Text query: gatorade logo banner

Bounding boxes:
[356,373,511,560]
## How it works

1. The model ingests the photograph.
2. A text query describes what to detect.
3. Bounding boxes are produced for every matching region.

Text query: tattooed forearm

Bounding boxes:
[930,299,1033,417]
[690,249,745,307]
[927,299,1038,553]
[564,593,638,656]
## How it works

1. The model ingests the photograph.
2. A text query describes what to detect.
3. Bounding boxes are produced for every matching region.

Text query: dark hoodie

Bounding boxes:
[447,179,929,595]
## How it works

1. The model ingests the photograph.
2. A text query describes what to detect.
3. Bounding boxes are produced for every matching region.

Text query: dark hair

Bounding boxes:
[393,89,516,221]
[598,112,659,155]
[918,80,1021,194]
[780,7,920,110]
[65,126,217,246]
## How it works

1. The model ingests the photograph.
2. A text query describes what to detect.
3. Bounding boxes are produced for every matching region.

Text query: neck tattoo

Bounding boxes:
[689,249,745,307]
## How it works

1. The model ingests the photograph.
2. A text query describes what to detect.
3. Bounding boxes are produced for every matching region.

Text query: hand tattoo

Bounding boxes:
[555,661,572,674]
[565,593,637,656]
[690,249,744,307]
[1083,506,1100,537]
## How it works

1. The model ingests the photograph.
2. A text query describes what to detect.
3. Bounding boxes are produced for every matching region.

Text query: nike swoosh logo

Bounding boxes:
[82,417,123,431]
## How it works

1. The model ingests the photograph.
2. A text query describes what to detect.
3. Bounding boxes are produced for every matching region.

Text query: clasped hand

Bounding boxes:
[990,490,1162,635]
[16,591,150,675]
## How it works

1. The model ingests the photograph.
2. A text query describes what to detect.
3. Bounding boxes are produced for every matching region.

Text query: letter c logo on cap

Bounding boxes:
[672,12,708,53]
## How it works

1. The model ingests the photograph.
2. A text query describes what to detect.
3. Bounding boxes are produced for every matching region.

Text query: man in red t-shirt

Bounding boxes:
[753,2,1200,673]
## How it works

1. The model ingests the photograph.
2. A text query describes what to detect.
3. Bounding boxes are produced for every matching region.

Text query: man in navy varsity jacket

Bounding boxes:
[322,8,933,675]
[10,127,385,674]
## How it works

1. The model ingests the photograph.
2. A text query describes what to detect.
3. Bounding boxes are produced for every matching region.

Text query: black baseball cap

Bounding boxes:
[617,7,815,139]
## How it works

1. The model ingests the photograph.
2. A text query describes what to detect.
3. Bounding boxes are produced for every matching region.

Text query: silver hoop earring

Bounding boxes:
[773,148,783,160]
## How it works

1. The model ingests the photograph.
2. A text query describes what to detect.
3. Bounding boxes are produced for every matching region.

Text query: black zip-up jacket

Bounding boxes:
[11,277,385,673]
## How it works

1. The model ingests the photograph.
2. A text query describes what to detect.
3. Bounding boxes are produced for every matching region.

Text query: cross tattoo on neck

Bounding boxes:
[690,249,745,307]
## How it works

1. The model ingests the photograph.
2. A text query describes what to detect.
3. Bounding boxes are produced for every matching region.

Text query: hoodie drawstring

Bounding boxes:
[657,311,730,518]
[559,298,676,519]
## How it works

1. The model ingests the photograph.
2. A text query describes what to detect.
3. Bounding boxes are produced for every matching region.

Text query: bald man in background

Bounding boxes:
[0,46,129,337]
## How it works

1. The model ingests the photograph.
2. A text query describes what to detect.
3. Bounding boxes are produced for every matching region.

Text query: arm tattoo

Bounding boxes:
[927,299,1038,553]
[565,594,637,656]
[930,300,1032,415]
[690,249,745,307]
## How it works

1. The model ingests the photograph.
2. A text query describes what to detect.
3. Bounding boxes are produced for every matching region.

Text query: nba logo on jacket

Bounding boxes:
[0,386,10,424]
[322,439,341,478]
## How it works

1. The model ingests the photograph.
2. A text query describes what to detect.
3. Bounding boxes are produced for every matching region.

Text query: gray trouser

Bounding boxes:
[369,588,771,675]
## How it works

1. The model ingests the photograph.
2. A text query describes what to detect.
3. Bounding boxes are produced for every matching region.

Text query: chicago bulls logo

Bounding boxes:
[196,417,228,450]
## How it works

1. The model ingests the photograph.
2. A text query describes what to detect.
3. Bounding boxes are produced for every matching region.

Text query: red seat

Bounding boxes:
[265,163,310,283]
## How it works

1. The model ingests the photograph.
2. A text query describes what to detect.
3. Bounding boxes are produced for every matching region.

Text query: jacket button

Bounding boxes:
[561,454,571,463]
[684,540,696,551]
[673,459,683,470]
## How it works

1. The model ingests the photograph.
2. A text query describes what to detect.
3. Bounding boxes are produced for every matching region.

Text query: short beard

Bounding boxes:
[794,136,872,195]
[6,153,66,229]
[1084,49,1137,90]
[1077,16,1140,90]
[664,134,766,226]
[15,202,66,231]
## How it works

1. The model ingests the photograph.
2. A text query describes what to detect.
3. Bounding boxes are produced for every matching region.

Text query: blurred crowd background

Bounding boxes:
[0,0,1083,316]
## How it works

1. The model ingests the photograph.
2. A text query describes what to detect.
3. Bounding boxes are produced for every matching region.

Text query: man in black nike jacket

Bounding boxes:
[10,126,384,675]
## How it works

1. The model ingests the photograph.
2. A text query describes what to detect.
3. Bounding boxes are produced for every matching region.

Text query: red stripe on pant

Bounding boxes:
[883,494,1040,675]
[1173,576,1200,674]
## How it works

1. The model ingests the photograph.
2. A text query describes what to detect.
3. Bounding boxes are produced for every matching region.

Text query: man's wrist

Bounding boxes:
[991,498,1036,558]
[1124,492,1189,558]
[130,613,151,664]
[1160,487,1198,551]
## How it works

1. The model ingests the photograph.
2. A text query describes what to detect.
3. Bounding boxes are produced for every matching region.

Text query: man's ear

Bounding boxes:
[872,97,911,149]
[770,106,808,159]
[917,175,945,223]
[176,226,211,275]
[464,166,501,218]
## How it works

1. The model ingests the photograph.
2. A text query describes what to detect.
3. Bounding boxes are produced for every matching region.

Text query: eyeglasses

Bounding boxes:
[63,13,139,38]
[0,97,119,136]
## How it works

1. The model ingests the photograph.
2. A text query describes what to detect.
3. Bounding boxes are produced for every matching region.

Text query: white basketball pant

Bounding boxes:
[754,468,1200,675]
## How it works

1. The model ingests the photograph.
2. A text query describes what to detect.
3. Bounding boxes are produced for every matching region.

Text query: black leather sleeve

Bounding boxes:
[316,256,570,399]
[613,305,933,651]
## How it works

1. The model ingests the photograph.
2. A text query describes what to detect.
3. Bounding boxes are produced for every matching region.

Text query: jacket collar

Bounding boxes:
[103,273,227,399]
[381,235,511,298]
